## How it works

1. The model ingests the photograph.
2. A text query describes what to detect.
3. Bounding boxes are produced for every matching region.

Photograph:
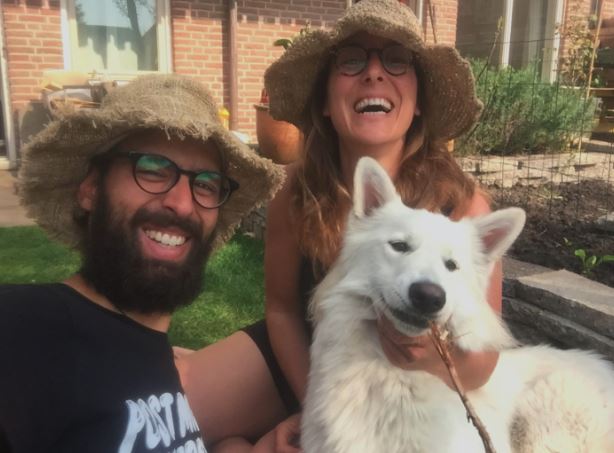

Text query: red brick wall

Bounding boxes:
[171,0,347,137]
[423,0,458,45]
[0,0,458,147]
[1,0,347,147]
[559,0,614,64]
[2,0,63,112]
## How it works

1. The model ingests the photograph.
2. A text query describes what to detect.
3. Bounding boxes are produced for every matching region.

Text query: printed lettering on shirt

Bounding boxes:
[118,392,207,453]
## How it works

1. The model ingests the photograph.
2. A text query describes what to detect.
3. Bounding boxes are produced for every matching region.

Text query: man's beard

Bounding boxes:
[80,188,214,315]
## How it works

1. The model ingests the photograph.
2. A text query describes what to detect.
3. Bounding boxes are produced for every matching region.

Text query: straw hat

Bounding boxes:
[18,74,285,250]
[264,0,482,141]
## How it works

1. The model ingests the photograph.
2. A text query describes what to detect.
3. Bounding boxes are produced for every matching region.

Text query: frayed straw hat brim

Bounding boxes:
[18,75,285,250]
[265,0,482,141]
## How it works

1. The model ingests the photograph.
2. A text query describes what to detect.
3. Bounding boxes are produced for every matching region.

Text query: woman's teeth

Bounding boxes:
[355,98,392,114]
[145,230,187,247]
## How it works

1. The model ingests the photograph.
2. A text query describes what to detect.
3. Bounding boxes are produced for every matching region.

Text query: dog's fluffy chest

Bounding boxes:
[303,319,507,453]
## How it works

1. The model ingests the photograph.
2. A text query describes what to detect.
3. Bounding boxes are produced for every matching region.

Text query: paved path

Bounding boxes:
[0,169,35,227]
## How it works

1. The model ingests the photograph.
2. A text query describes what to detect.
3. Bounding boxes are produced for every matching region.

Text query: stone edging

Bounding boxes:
[502,257,614,363]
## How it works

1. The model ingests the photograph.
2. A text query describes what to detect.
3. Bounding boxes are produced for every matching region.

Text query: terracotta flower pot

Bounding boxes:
[255,103,303,165]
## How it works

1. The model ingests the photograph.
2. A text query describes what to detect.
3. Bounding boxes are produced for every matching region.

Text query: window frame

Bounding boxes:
[60,0,172,78]
[500,0,563,82]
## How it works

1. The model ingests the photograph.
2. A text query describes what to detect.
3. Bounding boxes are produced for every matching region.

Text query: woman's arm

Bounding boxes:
[265,166,311,403]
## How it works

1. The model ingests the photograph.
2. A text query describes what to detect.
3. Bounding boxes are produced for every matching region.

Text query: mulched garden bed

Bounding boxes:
[489,179,614,288]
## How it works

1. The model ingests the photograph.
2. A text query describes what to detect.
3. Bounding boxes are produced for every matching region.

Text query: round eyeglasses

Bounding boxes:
[332,44,415,76]
[114,152,239,209]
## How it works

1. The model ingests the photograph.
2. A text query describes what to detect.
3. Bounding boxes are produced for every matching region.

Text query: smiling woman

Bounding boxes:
[176,1,499,451]
[261,0,495,435]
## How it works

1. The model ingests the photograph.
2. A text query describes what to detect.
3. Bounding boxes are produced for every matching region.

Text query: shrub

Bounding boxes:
[456,59,597,156]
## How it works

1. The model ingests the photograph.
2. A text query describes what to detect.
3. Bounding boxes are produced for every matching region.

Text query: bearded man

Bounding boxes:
[0,74,283,453]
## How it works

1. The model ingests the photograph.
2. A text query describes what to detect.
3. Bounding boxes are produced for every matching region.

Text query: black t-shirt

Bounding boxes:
[0,284,207,453]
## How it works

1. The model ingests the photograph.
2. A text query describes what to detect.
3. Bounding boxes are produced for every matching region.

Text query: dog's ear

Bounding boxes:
[473,208,526,262]
[353,157,398,217]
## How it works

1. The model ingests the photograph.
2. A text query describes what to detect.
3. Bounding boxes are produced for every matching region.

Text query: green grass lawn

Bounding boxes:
[0,226,265,349]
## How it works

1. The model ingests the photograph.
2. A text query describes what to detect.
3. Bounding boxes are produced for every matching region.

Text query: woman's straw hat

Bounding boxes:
[265,0,482,141]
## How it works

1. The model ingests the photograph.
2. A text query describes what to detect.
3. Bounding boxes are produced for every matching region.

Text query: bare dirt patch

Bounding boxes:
[489,180,614,288]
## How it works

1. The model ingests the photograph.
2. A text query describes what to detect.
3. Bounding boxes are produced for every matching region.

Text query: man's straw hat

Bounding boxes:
[18,74,284,250]
[265,0,482,141]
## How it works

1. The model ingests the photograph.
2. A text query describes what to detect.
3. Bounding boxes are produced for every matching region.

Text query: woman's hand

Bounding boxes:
[274,413,302,453]
[376,315,498,391]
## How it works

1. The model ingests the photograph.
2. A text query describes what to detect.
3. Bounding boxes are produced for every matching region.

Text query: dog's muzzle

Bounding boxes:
[388,281,446,328]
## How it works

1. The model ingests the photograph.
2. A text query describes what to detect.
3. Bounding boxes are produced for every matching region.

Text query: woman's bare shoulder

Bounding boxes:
[464,188,492,218]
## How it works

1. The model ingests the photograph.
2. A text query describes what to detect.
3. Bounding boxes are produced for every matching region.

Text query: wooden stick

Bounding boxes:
[429,323,497,453]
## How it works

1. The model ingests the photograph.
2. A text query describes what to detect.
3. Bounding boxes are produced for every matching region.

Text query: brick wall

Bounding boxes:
[171,1,227,113]
[8,0,604,153]
[231,0,347,136]
[423,0,458,45]
[1,0,348,149]
[171,0,348,137]
[1,0,63,112]
[559,0,614,68]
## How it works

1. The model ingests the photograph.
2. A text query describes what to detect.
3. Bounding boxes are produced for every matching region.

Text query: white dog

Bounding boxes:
[301,157,614,453]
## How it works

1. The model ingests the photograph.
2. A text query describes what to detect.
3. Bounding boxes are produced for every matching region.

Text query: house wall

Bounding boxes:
[424,0,459,45]
[1,0,354,150]
[2,1,63,112]
[13,0,608,156]
[170,0,348,139]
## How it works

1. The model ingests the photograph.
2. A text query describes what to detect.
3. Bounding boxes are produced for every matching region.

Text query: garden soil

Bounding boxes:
[489,180,614,288]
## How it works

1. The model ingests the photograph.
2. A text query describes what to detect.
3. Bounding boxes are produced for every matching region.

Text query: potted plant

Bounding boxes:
[254,31,308,165]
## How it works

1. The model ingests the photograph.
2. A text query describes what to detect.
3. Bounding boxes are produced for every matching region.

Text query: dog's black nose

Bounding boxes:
[409,282,446,314]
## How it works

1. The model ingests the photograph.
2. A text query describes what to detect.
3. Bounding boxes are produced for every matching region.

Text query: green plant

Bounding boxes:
[573,248,614,276]
[558,0,599,88]
[563,237,614,276]
[273,23,311,50]
[457,60,597,156]
[273,37,294,50]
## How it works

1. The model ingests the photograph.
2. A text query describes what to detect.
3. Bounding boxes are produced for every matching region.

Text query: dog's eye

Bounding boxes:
[388,240,411,253]
[444,259,458,271]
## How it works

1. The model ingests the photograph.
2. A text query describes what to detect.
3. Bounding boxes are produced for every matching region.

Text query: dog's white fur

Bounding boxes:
[301,157,614,453]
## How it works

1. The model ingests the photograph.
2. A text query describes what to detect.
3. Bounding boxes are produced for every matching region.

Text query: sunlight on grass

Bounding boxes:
[169,235,266,348]
[0,226,265,348]
[0,227,80,283]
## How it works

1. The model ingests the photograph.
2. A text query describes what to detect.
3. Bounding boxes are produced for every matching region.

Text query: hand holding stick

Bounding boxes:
[429,322,497,453]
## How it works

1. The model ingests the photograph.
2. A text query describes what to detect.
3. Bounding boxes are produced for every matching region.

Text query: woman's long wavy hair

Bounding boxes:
[290,62,477,271]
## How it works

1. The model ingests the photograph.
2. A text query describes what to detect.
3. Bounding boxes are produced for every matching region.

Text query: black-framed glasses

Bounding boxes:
[115,152,239,209]
[332,44,415,76]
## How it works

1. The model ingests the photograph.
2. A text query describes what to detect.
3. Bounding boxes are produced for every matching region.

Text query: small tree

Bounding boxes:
[558,0,599,87]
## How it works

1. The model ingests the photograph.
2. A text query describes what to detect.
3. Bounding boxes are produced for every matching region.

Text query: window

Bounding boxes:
[509,0,549,69]
[406,0,424,21]
[62,0,171,75]
[456,0,563,82]
[456,0,504,61]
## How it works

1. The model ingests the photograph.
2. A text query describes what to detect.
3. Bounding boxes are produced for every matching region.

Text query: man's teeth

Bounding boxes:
[145,230,187,247]
[355,98,392,113]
